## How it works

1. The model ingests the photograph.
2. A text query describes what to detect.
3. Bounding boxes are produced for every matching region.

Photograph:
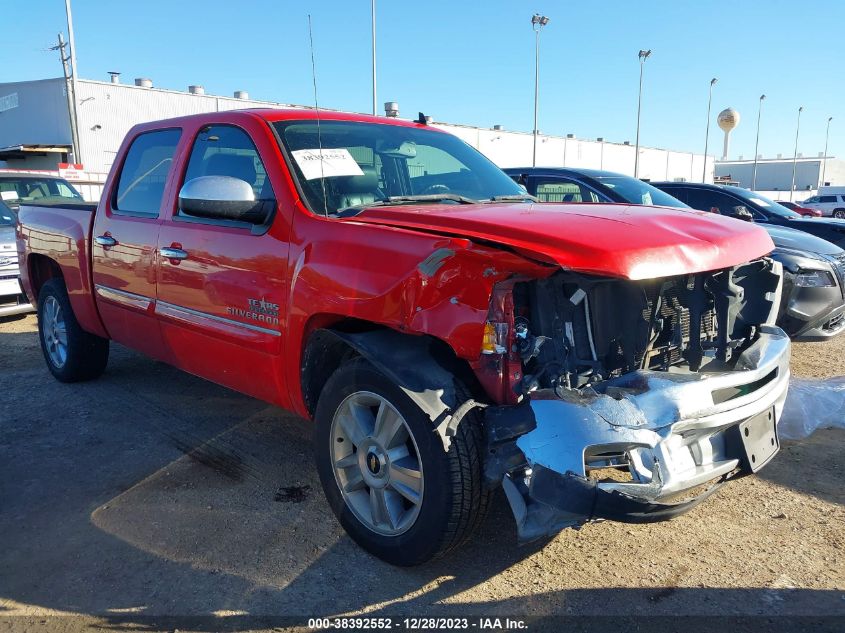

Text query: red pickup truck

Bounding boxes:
[17,109,790,565]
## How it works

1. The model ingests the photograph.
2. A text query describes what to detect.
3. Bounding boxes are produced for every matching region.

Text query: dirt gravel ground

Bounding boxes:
[1,313,844,631]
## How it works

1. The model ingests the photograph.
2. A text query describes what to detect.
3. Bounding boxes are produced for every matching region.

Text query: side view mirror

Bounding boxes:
[178,176,272,224]
[732,205,754,221]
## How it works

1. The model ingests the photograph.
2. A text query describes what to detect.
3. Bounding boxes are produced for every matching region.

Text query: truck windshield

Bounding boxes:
[273,120,526,215]
[593,175,689,209]
[0,175,84,208]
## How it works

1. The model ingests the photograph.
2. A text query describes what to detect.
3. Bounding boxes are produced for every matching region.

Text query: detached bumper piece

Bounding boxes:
[502,465,729,543]
[486,327,791,543]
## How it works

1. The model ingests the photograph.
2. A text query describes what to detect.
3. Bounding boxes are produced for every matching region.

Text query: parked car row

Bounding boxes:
[0,199,34,318]
[801,189,845,218]
[505,167,845,342]
[777,200,821,217]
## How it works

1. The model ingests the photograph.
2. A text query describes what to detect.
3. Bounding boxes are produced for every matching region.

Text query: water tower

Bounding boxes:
[717,108,741,160]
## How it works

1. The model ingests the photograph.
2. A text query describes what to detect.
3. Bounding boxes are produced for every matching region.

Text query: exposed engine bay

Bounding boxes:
[479,258,790,541]
[511,259,783,394]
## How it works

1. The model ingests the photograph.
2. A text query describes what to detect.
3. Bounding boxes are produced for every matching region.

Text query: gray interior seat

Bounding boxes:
[333,167,380,210]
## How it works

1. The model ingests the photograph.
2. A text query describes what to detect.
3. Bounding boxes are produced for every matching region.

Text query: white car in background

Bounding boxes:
[802,189,845,218]
[0,200,33,318]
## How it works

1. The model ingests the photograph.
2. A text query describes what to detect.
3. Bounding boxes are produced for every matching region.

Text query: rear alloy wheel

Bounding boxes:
[42,295,68,369]
[314,358,489,566]
[37,279,109,382]
[833,209,845,219]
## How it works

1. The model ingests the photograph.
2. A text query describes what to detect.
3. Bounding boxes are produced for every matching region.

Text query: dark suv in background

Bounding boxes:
[652,182,845,249]
[506,168,845,340]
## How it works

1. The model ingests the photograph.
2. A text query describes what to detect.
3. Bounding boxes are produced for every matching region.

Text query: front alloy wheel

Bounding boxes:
[314,357,489,566]
[330,392,424,536]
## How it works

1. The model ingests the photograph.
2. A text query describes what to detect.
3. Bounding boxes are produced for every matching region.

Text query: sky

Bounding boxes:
[3,0,843,160]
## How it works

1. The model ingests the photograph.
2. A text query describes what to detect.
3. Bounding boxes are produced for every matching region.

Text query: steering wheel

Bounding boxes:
[420,183,450,195]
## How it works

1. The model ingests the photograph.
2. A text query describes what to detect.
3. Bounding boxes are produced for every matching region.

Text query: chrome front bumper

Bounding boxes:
[492,326,791,540]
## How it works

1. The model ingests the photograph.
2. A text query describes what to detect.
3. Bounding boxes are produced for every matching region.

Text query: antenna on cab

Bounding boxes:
[308,14,329,217]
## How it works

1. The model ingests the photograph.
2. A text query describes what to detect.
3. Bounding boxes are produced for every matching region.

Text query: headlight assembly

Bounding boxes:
[795,269,836,287]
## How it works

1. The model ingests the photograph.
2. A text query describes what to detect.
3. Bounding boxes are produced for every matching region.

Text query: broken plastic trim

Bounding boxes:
[502,465,730,542]
[487,326,791,541]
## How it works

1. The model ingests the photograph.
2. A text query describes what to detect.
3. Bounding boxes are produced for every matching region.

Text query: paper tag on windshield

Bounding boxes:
[0,191,16,201]
[291,148,365,180]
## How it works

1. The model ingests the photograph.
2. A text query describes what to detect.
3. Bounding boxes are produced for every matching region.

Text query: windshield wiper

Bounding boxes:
[385,194,479,204]
[335,194,479,217]
[487,194,538,203]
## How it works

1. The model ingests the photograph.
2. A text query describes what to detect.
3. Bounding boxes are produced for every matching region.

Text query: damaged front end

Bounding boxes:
[477,259,791,541]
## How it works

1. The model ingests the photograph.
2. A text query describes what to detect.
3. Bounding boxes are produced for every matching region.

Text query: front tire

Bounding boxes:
[37,278,109,382]
[833,208,845,219]
[314,358,489,566]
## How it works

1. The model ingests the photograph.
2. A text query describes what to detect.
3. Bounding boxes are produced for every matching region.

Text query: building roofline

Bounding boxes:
[717,157,835,164]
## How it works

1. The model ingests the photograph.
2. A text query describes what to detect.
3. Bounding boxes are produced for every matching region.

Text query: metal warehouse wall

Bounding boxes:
[75,80,307,174]
[1,77,714,191]
[435,124,711,183]
[714,159,845,192]
[0,78,71,149]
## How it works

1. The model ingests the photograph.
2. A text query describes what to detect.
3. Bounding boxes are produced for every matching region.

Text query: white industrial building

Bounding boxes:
[0,76,714,200]
[715,157,844,197]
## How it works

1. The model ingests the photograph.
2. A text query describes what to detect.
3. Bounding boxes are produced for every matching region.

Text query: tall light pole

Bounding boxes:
[633,49,651,178]
[531,13,550,167]
[790,106,803,202]
[751,94,766,191]
[371,0,377,116]
[821,116,833,186]
[64,0,81,164]
[702,77,717,182]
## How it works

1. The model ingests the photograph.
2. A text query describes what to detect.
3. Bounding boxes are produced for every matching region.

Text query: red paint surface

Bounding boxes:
[17,109,776,415]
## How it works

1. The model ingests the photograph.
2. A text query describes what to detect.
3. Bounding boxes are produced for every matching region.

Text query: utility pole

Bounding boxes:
[531,14,549,167]
[633,49,651,178]
[64,0,82,165]
[821,116,833,186]
[790,106,803,202]
[51,33,80,164]
[702,78,717,182]
[371,0,377,116]
[751,95,765,191]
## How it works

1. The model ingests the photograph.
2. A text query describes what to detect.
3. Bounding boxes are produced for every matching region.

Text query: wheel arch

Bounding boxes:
[26,254,63,301]
[301,325,485,438]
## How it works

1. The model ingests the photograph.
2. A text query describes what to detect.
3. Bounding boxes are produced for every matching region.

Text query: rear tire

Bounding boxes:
[37,278,109,382]
[833,208,845,219]
[314,357,489,565]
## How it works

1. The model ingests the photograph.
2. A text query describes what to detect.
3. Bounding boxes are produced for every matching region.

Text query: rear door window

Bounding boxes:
[114,129,181,216]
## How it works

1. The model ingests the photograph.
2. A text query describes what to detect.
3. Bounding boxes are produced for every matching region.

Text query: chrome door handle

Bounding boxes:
[94,235,117,247]
[160,247,188,260]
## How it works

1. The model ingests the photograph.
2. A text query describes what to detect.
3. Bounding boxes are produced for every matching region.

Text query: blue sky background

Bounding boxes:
[3,0,843,160]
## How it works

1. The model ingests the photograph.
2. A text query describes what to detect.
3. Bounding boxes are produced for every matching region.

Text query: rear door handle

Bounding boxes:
[160,247,188,261]
[94,235,117,247]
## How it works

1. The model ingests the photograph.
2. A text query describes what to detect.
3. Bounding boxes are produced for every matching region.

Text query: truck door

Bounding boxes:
[155,122,290,406]
[91,128,182,360]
